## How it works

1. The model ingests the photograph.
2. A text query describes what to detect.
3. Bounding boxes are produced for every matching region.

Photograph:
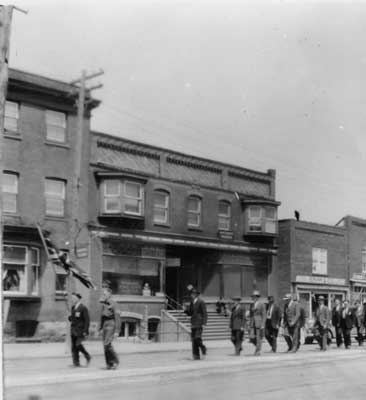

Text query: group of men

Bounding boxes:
[68,281,120,369]
[184,287,366,360]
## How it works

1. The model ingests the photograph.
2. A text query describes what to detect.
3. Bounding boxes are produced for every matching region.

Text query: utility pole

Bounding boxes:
[0,4,27,399]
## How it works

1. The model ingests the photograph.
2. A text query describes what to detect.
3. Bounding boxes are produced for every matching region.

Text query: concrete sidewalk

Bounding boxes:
[3,339,232,360]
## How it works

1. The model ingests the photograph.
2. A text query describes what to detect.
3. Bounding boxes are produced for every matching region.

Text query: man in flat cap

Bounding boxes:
[184,287,207,360]
[250,290,266,356]
[265,296,282,353]
[230,296,246,355]
[69,292,91,367]
[315,295,330,351]
[99,281,120,369]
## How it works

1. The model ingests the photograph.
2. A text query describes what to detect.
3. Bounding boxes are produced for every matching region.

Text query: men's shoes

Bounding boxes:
[70,364,81,368]
[202,346,207,356]
[85,355,92,366]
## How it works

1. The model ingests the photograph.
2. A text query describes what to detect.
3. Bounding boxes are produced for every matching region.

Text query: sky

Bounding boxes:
[8,0,366,224]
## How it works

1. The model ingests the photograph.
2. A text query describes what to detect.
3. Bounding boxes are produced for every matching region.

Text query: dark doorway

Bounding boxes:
[165,267,179,305]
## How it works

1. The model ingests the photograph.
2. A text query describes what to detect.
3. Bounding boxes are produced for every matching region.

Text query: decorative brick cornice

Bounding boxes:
[97,140,160,160]
[166,156,222,174]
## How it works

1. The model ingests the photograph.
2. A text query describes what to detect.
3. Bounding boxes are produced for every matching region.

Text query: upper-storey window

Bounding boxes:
[362,247,366,274]
[46,110,66,143]
[312,248,327,275]
[102,179,144,216]
[153,190,170,224]
[45,178,66,217]
[248,206,277,234]
[187,196,202,228]
[218,201,231,231]
[3,172,18,213]
[4,101,19,133]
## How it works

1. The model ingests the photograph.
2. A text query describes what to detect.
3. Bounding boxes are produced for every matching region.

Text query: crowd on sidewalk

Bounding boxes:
[67,281,366,370]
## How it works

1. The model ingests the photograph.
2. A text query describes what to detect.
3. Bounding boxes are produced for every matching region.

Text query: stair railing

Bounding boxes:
[165,294,186,312]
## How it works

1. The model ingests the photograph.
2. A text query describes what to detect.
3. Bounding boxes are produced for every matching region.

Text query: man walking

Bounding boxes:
[340,299,355,349]
[286,293,301,353]
[282,294,293,351]
[69,292,91,367]
[332,298,343,347]
[354,300,364,346]
[315,296,330,351]
[230,296,245,355]
[185,288,207,360]
[250,290,266,356]
[100,282,120,369]
[265,296,282,353]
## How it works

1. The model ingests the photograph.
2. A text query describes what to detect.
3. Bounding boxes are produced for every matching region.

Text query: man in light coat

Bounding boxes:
[315,296,330,351]
[250,290,266,356]
[286,293,301,353]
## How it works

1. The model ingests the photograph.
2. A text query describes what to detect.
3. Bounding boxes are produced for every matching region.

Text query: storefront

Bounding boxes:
[295,275,349,320]
[350,273,366,303]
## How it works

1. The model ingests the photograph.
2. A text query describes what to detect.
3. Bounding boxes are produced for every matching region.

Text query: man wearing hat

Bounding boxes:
[285,293,301,353]
[69,292,91,367]
[265,296,282,353]
[250,290,266,356]
[282,294,293,351]
[315,296,330,351]
[99,281,120,369]
[184,287,207,360]
[229,296,246,355]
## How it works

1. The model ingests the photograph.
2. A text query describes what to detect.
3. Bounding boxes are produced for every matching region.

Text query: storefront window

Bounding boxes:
[2,245,40,296]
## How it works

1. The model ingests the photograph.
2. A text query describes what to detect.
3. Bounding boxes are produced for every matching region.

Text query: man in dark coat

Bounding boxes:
[265,296,282,353]
[340,299,355,349]
[69,292,91,367]
[286,294,301,353]
[282,294,293,351]
[229,296,246,355]
[100,282,121,369]
[315,296,330,351]
[332,298,343,347]
[184,288,207,360]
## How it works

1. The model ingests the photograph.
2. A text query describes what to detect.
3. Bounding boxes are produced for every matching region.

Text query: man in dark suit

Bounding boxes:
[69,292,91,367]
[332,298,343,347]
[282,294,293,351]
[230,296,246,355]
[315,296,330,351]
[184,288,207,360]
[250,290,266,356]
[340,299,355,349]
[286,293,301,353]
[265,296,282,353]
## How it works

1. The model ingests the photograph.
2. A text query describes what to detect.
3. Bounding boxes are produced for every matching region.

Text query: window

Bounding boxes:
[124,181,143,215]
[312,248,327,275]
[120,320,138,338]
[218,201,231,231]
[248,206,262,231]
[4,101,19,132]
[362,247,366,274]
[187,196,202,227]
[3,172,18,213]
[45,179,66,217]
[2,245,41,296]
[103,180,121,214]
[153,191,169,224]
[55,265,68,294]
[101,179,144,216]
[46,109,66,143]
[248,206,277,233]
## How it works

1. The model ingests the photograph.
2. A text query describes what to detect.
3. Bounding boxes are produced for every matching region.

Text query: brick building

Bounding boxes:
[87,132,280,338]
[2,69,99,338]
[277,219,349,319]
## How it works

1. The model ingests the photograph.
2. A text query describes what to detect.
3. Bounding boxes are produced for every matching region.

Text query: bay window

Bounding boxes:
[247,206,277,234]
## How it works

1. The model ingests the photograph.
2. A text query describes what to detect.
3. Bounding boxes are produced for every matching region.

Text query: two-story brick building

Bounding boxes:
[86,132,280,337]
[277,219,349,319]
[3,69,99,338]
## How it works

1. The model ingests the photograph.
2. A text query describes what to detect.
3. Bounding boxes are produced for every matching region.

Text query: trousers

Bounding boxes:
[231,330,244,354]
[191,327,206,359]
[102,319,119,367]
[71,335,90,366]
[265,320,279,352]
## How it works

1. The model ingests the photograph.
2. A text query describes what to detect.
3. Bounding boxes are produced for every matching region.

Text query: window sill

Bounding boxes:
[44,215,66,221]
[45,141,70,149]
[4,132,22,140]
[188,226,203,232]
[3,294,41,301]
[153,222,171,228]
[55,292,68,300]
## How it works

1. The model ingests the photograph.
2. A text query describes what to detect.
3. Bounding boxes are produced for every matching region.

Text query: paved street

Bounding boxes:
[5,341,366,400]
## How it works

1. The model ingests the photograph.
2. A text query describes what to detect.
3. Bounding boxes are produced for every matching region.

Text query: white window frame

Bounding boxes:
[153,190,170,224]
[31,247,40,295]
[187,196,202,228]
[4,100,19,132]
[46,109,66,143]
[45,179,66,217]
[123,181,144,216]
[362,247,366,274]
[264,207,277,234]
[312,248,328,275]
[248,206,262,231]
[218,201,231,231]
[3,172,18,214]
[3,245,28,295]
[103,180,121,214]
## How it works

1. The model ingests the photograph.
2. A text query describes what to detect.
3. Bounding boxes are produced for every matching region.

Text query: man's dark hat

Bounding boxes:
[72,292,82,299]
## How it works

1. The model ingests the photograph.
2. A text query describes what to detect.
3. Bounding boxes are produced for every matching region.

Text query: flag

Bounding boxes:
[36,224,96,289]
